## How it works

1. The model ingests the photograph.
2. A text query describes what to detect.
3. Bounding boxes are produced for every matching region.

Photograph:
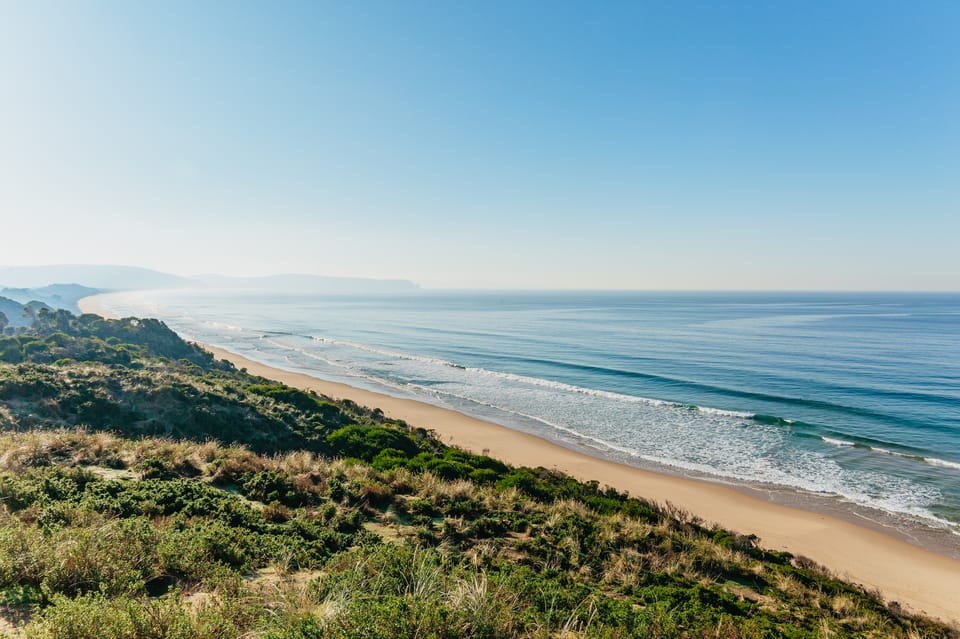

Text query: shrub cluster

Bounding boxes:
[0,313,954,638]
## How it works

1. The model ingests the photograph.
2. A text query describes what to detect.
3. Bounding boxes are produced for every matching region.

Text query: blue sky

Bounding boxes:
[1,1,957,289]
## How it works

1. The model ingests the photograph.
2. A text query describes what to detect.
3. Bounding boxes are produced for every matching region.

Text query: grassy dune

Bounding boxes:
[0,310,955,638]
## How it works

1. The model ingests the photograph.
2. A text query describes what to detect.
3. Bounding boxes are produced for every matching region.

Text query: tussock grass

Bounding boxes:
[1,312,956,638]
[1,428,955,638]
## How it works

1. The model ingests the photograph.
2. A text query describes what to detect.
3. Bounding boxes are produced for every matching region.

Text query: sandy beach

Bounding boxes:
[78,294,960,624]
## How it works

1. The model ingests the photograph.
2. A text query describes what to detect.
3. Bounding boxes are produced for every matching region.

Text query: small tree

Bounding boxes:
[0,311,7,332]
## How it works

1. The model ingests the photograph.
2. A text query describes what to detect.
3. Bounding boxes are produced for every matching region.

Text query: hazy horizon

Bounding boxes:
[2,2,957,291]
[5,262,960,293]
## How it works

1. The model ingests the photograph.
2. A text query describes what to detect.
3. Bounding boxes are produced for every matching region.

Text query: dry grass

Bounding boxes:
[411,471,445,501]
[356,480,393,505]
[831,593,858,616]
[206,447,267,482]
[602,511,656,544]
[278,450,322,475]
[773,572,810,601]
[480,485,533,514]
[0,425,954,639]
[433,478,477,501]
[601,547,644,586]
[192,439,222,464]
[0,429,78,472]
[381,466,417,494]
[542,499,587,527]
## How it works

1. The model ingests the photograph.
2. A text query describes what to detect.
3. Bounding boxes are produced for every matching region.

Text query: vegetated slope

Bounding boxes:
[0,284,101,314]
[0,298,33,330]
[0,311,954,638]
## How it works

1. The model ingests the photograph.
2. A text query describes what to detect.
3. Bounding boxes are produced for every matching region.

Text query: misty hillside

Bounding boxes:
[0,265,192,290]
[0,265,419,296]
[1,284,101,313]
[0,297,52,330]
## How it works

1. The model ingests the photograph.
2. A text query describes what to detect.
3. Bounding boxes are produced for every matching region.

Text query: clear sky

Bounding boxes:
[1,1,957,290]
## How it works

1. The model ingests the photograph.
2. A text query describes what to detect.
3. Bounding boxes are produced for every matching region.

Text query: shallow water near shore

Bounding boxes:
[95,289,960,550]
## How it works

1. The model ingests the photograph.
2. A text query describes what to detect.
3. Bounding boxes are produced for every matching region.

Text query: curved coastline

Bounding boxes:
[78,293,960,624]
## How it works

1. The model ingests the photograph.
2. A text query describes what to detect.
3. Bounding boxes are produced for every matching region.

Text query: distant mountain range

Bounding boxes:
[0,265,420,297]
[1,283,102,313]
[0,265,193,290]
[1,265,419,331]
[0,283,98,328]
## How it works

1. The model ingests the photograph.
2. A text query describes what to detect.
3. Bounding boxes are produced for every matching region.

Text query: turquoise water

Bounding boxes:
[100,290,960,537]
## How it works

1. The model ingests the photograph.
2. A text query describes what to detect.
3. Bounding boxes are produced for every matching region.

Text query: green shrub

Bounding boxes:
[0,311,955,639]
[326,425,420,461]
[240,470,306,507]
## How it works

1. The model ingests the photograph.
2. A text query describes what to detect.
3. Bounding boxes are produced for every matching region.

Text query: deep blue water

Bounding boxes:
[101,290,960,534]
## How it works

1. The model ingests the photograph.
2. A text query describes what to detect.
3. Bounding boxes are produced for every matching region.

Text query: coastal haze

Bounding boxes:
[1,2,958,290]
[3,0,960,632]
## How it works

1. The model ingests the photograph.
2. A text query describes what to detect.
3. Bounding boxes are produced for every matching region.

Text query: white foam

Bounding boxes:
[408,382,649,460]
[203,320,245,332]
[925,457,960,471]
[869,447,919,461]
[311,336,456,368]
[312,335,689,409]
[119,304,960,534]
[262,338,345,369]
[695,406,755,418]
[466,366,675,407]
[822,436,856,447]
[294,336,959,530]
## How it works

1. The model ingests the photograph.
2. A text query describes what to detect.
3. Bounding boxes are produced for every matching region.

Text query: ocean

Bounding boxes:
[97,289,960,545]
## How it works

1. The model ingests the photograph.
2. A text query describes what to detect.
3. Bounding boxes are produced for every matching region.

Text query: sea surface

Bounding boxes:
[98,289,960,545]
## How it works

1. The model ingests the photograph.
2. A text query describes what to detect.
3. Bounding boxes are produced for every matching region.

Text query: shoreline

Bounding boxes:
[78,293,960,624]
